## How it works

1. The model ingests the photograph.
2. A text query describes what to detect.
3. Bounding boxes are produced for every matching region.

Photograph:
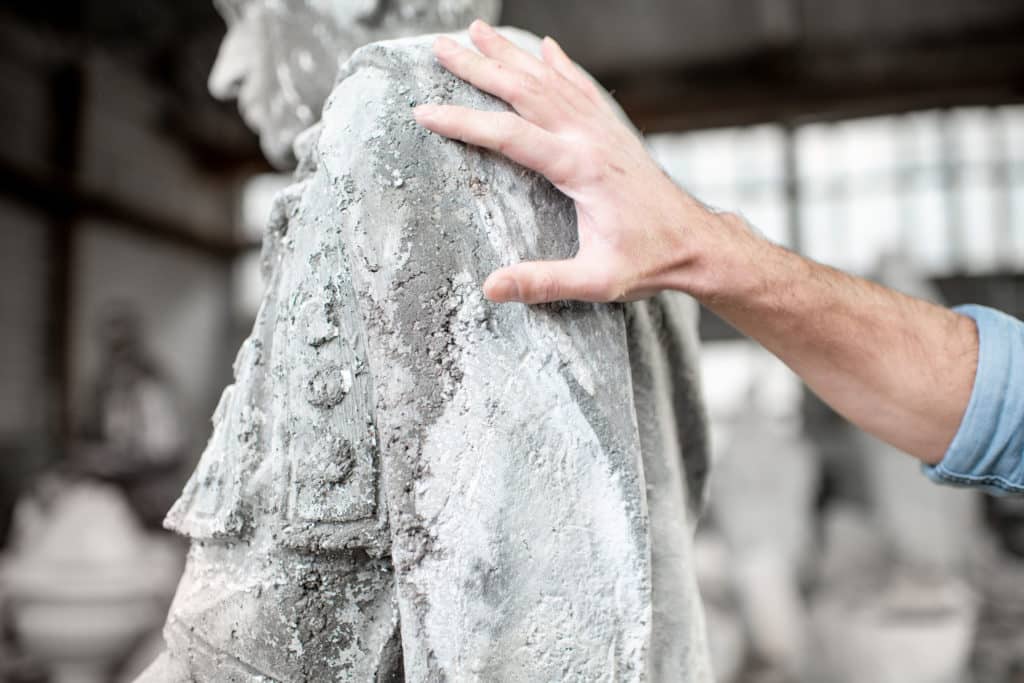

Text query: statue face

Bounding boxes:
[98,303,144,362]
[209,0,502,168]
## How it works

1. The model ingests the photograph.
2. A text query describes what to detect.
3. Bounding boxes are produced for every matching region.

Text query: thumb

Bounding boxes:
[483,259,598,304]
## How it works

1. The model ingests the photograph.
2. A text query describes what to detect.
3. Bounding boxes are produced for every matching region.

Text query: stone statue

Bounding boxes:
[709,359,818,681]
[140,1,713,679]
[806,252,982,683]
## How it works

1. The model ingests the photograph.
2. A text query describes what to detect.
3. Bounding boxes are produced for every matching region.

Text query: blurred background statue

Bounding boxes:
[693,348,819,683]
[139,0,712,680]
[72,304,189,529]
[1,305,189,683]
[710,380,818,682]
[808,252,982,683]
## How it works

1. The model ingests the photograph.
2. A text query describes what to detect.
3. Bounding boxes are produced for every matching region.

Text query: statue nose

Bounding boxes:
[208,21,256,100]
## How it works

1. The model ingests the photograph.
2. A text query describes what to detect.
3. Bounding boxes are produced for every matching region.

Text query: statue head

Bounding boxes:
[97,302,145,370]
[209,0,502,167]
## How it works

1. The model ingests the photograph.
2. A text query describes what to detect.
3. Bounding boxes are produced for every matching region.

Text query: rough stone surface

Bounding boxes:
[140,29,711,681]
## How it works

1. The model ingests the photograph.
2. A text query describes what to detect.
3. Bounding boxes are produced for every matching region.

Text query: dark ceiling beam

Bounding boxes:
[603,36,1024,133]
[620,81,1024,135]
[45,58,82,446]
[0,162,256,261]
[0,4,265,173]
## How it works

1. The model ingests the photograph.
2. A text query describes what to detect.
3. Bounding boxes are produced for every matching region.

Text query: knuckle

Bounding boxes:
[581,270,616,302]
[594,274,621,301]
[588,141,610,163]
[535,272,561,302]
[592,146,623,184]
[547,153,579,187]
[580,77,602,100]
[493,112,521,154]
[497,111,521,129]
[572,143,605,183]
[539,66,560,89]
[518,73,542,98]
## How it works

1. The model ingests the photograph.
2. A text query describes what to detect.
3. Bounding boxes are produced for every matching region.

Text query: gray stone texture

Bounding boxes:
[140,29,711,681]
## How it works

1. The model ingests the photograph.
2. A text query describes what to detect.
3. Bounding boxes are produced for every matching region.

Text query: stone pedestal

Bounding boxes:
[811,575,977,683]
[3,483,180,683]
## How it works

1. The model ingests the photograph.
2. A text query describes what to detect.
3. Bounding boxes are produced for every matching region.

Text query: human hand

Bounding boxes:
[414,20,737,304]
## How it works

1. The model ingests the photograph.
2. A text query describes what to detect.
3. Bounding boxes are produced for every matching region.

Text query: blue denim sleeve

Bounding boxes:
[924,305,1024,495]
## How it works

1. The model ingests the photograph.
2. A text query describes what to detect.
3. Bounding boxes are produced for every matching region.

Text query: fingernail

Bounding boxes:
[433,36,457,55]
[485,276,519,302]
[471,19,495,35]
[413,104,437,122]
[543,36,564,56]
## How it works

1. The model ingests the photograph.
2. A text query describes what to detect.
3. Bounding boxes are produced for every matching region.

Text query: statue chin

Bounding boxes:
[252,114,315,169]
[260,130,298,170]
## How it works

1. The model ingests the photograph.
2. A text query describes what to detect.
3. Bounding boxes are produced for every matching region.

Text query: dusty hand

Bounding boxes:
[414,20,729,304]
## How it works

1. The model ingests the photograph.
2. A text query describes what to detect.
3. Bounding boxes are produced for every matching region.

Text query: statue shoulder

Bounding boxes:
[316,29,544,147]
[317,28,632,161]
[338,28,544,94]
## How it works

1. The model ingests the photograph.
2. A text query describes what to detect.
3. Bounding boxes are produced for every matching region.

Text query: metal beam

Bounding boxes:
[46,61,81,448]
[0,163,256,261]
[605,39,1024,134]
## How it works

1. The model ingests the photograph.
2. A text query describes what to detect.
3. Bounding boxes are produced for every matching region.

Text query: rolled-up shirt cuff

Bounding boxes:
[924,304,1024,495]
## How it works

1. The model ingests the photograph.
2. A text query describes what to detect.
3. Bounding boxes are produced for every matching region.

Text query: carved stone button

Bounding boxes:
[305,366,353,408]
[298,299,340,347]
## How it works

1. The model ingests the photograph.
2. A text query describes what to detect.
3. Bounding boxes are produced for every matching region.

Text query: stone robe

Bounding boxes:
[140,29,712,682]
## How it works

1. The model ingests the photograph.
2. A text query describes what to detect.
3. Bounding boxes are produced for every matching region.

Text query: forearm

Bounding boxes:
[414,23,1024,492]
[685,212,978,464]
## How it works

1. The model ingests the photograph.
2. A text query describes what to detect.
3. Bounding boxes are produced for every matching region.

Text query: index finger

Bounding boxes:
[413,105,578,189]
[470,22,594,116]
[467,20,546,79]
[432,36,569,129]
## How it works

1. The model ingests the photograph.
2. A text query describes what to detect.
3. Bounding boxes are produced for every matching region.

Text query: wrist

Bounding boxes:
[670,209,777,305]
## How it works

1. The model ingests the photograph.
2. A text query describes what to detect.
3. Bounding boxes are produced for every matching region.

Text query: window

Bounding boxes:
[650,105,1024,277]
